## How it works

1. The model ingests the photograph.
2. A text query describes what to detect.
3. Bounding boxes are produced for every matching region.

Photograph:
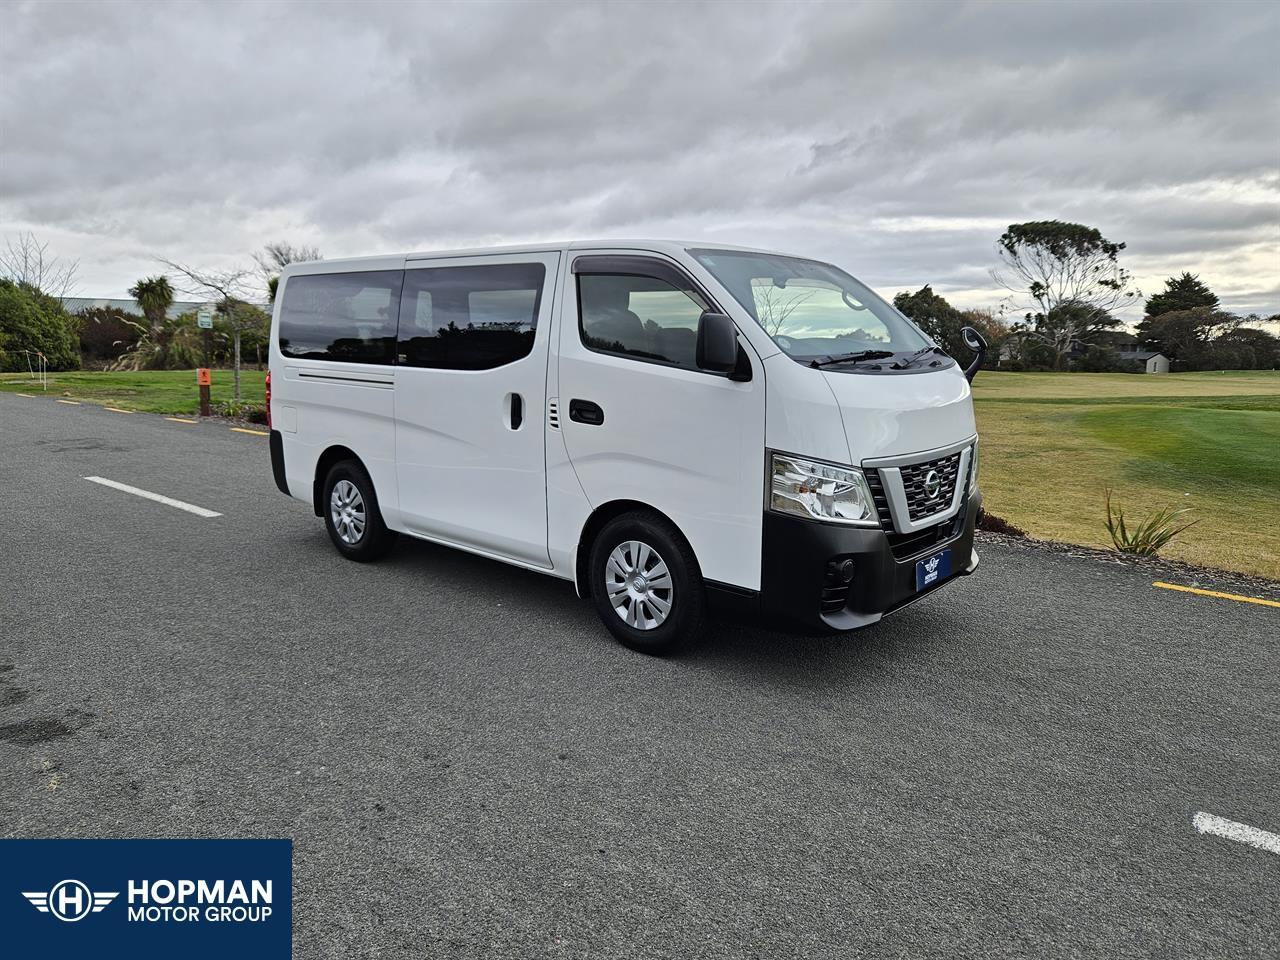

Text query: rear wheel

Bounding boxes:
[323,461,397,561]
[589,512,706,655]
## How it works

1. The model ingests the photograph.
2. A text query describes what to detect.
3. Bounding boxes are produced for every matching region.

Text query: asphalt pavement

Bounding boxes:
[1,391,1276,959]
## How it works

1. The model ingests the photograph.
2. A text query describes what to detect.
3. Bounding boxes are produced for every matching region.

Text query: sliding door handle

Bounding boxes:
[569,399,604,426]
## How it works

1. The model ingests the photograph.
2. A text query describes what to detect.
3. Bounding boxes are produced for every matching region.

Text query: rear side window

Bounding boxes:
[578,273,710,370]
[398,263,545,370]
[278,271,403,364]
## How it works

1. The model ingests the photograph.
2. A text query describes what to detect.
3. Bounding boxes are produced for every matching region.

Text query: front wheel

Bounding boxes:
[323,461,397,561]
[589,512,706,655]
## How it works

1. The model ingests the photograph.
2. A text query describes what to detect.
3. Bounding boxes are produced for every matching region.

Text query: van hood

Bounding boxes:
[820,366,977,462]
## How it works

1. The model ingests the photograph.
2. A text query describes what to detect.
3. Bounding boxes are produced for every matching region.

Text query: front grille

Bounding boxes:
[866,462,969,561]
[899,451,962,522]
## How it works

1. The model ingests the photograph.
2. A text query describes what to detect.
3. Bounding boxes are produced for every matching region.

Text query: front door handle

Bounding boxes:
[569,399,604,426]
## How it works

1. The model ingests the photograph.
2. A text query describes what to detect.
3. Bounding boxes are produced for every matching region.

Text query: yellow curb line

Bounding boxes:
[56,399,81,405]
[16,392,36,398]
[165,416,198,424]
[105,407,133,414]
[1153,581,1280,610]
[230,427,269,436]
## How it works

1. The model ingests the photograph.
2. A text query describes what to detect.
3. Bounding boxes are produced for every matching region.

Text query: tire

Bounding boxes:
[322,460,397,562]
[588,511,706,655]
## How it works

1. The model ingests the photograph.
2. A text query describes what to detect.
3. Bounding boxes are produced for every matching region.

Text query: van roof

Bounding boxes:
[279,239,797,274]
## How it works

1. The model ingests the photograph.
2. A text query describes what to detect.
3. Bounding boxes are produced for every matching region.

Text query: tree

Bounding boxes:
[0,279,81,371]
[992,220,1138,369]
[993,221,1138,315]
[0,232,79,298]
[255,242,321,303]
[1212,324,1280,370]
[893,285,967,358]
[128,275,174,340]
[1135,307,1237,370]
[158,258,256,399]
[1144,272,1218,317]
[1027,300,1121,371]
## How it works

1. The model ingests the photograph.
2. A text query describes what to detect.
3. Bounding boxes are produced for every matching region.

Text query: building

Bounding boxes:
[62,297,211,320]
[1117,349,1170,374]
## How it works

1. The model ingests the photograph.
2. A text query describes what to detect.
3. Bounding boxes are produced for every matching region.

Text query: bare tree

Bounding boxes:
[755,284,814,337]
[0,231,79,297]
[254,241,322,302]
[991,220,1139,369]
[158,257,256,400]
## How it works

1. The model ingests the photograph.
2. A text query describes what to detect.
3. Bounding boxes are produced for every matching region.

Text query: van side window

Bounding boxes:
[278,271,403,364]
[398,263,545,370]
[578,274,710,370]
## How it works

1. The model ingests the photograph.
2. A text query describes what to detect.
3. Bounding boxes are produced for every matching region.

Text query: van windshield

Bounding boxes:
[689,249,933,365]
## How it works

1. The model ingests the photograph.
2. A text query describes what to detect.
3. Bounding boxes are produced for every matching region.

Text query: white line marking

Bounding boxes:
[82,476,222,518]
[1193,812,1280,855]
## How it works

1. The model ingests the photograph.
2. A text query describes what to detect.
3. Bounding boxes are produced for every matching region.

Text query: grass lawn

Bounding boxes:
[972,371,1280,579]
[6,367,1278,578]
[0,369,265,414]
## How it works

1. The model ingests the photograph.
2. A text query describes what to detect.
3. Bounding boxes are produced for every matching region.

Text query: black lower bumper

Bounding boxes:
[269,430,290,496]
[708,493,982,634]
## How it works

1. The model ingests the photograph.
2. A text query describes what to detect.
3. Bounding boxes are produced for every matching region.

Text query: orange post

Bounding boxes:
[197,368,212,417]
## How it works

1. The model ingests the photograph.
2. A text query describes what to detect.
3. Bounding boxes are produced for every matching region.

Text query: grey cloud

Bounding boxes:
[0,0,1276,318]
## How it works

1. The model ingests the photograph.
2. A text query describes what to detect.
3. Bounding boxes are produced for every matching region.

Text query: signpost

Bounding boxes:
[197,309,214,417]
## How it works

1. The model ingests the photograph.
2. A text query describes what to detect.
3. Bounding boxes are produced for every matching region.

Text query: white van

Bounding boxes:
[267,241,985,654]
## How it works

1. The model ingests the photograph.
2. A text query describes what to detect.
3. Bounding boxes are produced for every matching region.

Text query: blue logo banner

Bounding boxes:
[0,839,292,959]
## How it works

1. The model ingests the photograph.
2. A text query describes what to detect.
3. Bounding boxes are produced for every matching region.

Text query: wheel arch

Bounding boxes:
[574,499,695,598]
[312,445,367,516]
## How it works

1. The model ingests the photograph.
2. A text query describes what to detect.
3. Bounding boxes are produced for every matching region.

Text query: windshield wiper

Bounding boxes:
[809,350,896,369]
[902,345,949,367]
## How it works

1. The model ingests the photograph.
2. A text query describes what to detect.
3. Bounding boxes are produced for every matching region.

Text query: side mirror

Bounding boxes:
[696,311,739,374]
[961,325,987,383]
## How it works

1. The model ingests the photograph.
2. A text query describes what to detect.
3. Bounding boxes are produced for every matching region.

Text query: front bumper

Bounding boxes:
[710,492,981,634]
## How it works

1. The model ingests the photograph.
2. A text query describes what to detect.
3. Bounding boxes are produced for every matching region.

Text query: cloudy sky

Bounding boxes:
[2,0,1277,321]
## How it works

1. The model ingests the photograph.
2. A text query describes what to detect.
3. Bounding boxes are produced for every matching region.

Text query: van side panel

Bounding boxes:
[555,249,766,592]
[542,254,594,581]
[269,258,406,529]
[278,366,400,526]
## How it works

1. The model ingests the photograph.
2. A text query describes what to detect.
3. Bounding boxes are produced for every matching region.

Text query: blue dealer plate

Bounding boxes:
[915,549,952,591]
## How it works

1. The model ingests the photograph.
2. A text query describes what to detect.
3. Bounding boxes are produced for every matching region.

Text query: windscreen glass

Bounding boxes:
[690,249,931,362]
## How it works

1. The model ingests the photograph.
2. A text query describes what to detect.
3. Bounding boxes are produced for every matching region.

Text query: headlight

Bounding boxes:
[969,441,979,492]
[770,453,876,525]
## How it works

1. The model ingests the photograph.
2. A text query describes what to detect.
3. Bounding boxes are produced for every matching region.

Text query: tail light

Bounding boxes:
[265,370,272,428]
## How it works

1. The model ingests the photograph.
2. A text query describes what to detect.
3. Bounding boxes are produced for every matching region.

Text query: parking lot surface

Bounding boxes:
[2,393,1276,958]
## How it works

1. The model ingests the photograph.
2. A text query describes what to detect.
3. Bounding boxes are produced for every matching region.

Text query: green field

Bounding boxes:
[5,368,1278,578]
[972,371,1280,579]
[0,369,265,413]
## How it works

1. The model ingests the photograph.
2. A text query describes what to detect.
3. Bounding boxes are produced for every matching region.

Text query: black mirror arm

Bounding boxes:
[961,325,987,383]
[963,346,985,383]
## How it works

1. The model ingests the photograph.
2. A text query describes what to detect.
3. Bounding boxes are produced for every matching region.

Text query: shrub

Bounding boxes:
[976,509,1027,537]
[214,399,268,423]
[76,306,144,366]
[0,279,81,371]
[110,312,204,370]
[1104,488,1199,557]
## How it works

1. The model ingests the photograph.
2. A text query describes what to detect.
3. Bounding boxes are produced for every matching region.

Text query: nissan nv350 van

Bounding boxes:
[267,241,985,654]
